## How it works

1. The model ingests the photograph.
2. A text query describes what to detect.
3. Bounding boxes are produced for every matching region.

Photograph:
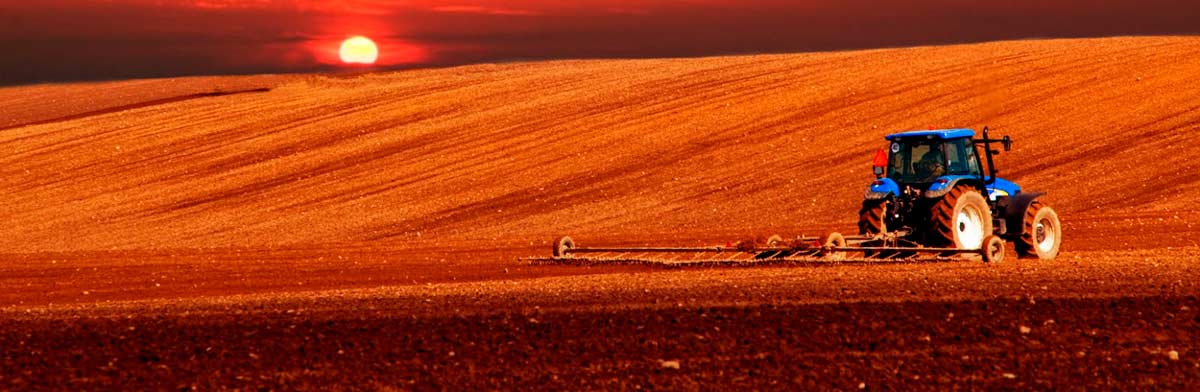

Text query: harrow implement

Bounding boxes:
[525,232,1006,268]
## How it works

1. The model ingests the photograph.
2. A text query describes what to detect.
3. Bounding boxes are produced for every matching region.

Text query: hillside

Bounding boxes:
[2,36,1199,252]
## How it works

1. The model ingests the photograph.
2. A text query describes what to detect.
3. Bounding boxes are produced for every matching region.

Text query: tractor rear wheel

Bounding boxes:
[858,199,888,236]
[929,186,993,250]
[1016,201,1061,260]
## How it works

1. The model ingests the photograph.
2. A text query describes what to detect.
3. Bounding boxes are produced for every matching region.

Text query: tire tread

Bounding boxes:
[858,200,888,235]
[929,186,969,246]
[1016,201,1047,258]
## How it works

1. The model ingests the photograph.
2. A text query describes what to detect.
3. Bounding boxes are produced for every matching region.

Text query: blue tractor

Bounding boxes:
[537,127,1060,266]
[859,127,1061,260]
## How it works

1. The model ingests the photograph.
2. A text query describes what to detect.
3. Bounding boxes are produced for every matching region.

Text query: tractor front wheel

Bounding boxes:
[929,186,993,250]
[1016,201,1061,260]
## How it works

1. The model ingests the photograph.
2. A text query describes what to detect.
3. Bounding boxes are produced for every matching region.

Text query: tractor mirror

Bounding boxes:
[1002,136,1012,152]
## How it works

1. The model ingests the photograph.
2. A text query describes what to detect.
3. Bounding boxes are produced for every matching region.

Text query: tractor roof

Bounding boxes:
[885,128,975,141]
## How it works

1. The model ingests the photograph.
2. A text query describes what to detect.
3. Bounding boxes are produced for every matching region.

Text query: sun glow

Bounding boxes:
[339,36,379,64]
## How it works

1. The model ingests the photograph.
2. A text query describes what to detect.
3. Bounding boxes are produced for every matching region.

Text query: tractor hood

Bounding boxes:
[985,177,1021,200]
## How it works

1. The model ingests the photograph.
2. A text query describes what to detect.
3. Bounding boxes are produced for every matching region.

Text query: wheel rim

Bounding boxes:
[956,205,985,249]
[1036,218,1056,253]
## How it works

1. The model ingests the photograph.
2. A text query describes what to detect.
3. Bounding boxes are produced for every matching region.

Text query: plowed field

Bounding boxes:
[2,37,1199,389]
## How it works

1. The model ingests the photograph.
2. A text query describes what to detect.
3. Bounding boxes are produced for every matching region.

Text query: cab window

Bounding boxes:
[946,138,982,176]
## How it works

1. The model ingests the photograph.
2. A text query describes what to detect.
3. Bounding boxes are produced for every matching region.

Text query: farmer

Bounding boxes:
[915,147,946,181]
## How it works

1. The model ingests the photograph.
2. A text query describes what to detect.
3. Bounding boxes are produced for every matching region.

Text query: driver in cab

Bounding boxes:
[914,148,946,182]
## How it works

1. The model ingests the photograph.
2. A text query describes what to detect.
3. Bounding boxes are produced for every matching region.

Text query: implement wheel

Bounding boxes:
[819,232,847,260]
[982,235,1005,263]
[858,199,888,236]
[1016,202,1061,260]
[552,236,575,258]
[754,234,788,259]
[930,186,993,250]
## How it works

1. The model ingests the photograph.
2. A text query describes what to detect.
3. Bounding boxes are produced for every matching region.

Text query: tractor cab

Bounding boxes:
[867,128,1020,202]
[885,129,984,184]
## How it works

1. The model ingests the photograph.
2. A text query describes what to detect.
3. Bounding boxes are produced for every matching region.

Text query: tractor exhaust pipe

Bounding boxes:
[974,126,1012,185]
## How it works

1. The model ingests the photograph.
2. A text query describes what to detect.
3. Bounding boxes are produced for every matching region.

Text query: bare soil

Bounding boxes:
[2,37,1199,389]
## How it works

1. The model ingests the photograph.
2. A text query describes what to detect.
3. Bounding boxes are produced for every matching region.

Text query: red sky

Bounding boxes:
[1,0,1198,84]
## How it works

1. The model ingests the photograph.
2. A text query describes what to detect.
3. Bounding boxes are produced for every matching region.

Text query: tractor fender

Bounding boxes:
[923,176,985,198]
[1004,192,1046,237]
[865,178,900,200]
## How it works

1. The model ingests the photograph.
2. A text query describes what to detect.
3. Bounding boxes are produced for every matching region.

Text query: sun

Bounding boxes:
[339,36,379,64]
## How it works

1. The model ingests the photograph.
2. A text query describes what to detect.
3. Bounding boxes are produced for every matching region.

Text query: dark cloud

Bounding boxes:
[1,0,1198,85]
